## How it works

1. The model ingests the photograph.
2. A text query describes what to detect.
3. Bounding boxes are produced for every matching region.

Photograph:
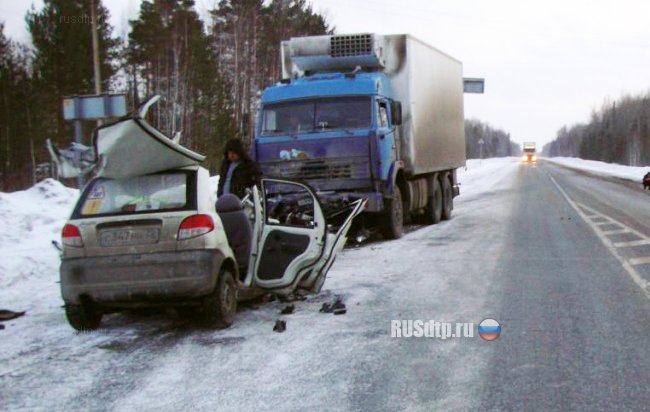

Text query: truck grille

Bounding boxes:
[330,34,373,58]
[263,158,370,181]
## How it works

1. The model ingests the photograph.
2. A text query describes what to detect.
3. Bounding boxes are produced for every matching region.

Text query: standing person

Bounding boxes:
[217,139,262,199]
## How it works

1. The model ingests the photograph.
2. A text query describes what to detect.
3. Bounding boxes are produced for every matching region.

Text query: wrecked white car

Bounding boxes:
[56,98,365,331]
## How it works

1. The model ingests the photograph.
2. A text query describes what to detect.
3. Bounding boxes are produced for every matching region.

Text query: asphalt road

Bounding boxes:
[477,161,650,410]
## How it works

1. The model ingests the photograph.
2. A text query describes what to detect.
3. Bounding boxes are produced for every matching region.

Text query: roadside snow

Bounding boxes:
[544,157,650,183]
[0,179,77,310]
[0,158,522,411]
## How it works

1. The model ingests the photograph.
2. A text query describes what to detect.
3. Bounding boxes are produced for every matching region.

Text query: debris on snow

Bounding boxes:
[273,319,286,333]
[0,310,26,321]
[280,304,295,315]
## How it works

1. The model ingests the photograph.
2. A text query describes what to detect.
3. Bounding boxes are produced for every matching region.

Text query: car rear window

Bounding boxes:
[75,172,192,217]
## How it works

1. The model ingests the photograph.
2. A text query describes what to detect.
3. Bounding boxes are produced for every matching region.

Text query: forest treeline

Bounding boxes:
[465,119,520,159]
[542,92,650,165]
[0,0,329,190]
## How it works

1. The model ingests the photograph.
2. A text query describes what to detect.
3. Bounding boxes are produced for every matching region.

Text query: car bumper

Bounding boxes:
[60,250,226,306]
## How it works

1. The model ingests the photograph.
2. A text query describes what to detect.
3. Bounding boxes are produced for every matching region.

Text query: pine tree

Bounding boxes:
[126,0,236,173]
[26,0,119,144]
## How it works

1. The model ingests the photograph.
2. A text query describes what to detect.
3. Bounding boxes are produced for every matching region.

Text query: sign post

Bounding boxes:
[62,94,127,187]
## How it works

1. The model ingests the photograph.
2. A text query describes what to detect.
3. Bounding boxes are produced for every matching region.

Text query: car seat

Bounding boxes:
[215,194,253,279]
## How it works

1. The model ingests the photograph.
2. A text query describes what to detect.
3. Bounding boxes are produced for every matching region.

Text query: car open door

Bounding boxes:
[249,179,365,295]
[298,198,366,293]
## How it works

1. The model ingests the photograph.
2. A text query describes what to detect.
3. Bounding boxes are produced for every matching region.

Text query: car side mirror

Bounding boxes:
[390,100,402,126]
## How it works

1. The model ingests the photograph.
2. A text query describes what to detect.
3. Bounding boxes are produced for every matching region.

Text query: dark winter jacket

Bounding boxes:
[217,157,262,199]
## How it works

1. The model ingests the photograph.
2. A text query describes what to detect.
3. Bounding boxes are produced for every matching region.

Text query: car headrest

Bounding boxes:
[215,193,243,213]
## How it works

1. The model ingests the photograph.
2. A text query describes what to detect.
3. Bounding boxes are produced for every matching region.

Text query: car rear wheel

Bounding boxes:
[64,298,102,331]
[202,267,237,328]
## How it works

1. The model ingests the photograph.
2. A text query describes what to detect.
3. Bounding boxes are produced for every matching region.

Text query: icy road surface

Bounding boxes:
[2,158,650,411]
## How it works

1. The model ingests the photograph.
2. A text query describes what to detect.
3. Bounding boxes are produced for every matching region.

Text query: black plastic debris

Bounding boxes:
[320,297,346,314]
[273,319,287,333]
[280,304,295,315]
[279,293,307,303]
[0,324,5,330]
[262,294,277,303]
[0,310,26,321]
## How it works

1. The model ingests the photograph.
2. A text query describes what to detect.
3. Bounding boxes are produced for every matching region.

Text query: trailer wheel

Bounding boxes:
[425,178,443,224]
[202,267,237,328]
[64,298,102,331]
[441,174,453,221]
[382,186,404,239]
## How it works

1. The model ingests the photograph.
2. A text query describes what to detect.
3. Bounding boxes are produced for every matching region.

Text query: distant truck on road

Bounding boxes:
[253,33,481,238]
[523,142,537,162]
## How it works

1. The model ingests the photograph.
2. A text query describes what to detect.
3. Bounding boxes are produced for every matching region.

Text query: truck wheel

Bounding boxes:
[202,267,237,328]
[383,186,404,239]
[64,298,102,331]
[425,178,443,224]
[441,174,453,221]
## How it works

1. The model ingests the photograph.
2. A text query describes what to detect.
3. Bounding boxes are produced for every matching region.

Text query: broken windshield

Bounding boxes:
[261,96,371,136]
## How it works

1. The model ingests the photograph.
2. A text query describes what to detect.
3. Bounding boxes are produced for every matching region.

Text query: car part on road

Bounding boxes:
[273,319,287,333]
[0,310,26,321]
[320,297,346,314]
[280,304,295,315]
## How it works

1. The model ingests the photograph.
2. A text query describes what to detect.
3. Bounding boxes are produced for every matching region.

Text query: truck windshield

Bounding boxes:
[261,97,371,135]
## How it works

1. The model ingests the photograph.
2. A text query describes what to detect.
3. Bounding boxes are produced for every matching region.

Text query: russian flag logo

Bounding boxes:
[479,319,501,341]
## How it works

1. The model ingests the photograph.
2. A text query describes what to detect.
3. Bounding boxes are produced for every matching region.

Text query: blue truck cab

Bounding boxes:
[254,71,398,213]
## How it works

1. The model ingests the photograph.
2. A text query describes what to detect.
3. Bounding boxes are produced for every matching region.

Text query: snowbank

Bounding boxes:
[544,157,650,183]
[0,179,77,310]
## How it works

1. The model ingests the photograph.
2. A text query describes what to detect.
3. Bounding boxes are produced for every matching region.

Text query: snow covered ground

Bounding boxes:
[543,157,650,183]
[0,158,521,411]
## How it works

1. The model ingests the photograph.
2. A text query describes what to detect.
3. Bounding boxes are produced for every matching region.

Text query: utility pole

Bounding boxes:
[90,0,102,97]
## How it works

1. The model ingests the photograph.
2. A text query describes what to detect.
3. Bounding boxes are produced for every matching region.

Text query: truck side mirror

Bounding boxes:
[390,101,402,126]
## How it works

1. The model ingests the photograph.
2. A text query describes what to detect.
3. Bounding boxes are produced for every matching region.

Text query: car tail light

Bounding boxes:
[62,224,83,247]
[178,214,214,240]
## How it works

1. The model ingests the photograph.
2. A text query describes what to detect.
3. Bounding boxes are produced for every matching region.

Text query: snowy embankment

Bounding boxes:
[544,157,650,183]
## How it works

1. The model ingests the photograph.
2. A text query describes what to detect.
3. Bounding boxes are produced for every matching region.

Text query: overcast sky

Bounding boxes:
[2,0,650,147]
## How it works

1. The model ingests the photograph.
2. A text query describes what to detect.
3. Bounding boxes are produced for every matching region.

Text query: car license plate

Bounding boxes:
[99,227,160,247]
